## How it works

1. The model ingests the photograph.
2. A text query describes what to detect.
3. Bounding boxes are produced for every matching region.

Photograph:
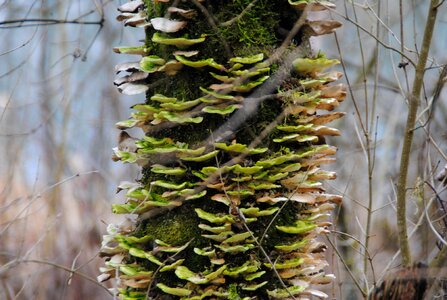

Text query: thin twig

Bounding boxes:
[220,0,259,26]
[5,259,113,295]
[328,7,416,68]
[0,18,104,29]
[239,211,297,300]
[326,236,367,297]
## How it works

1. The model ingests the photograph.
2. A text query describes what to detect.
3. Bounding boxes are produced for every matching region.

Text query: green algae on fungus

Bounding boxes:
[267,285,306,298]
[156,283,192,296]
[152,110,203,124]
[195,208,235,224]
[175,265,227,284]
[292,53,340,74]
[215,243,255,254]
[180,149,219,162]
[240,206,279,217]
[160,99,201,111]
[232,75,270,92]
[152,33,206,47]
[276,220,317,234]
[150,164,186,175]
[151,93,177,103]
[202,104,241,115]
[275,242,310,254]
[113,45,150,55]
[264,257,304,269]
[229,53,265,64]
[241,281,268,291]
[175,54,226,70]
[139,55,165,72]
[115,119,140,130]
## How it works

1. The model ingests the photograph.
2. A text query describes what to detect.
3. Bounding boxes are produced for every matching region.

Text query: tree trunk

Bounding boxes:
[100,0,345,299]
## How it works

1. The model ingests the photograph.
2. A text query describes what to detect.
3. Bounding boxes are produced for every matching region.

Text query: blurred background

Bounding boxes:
[1,0,447,299]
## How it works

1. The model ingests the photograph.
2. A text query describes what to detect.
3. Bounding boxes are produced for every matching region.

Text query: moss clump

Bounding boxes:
[215,0,284,56]
[247,201,302,251]
[228,283,241,300]
[235,97,284,148]
[134,203,203,246]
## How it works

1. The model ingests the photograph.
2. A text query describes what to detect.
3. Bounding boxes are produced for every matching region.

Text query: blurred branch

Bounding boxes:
[328,7,416,67]
[326,235,367,297]
[435,0,446,9]
[0,171,98,238]
[0,27,37,56]
[396,0,440,268]
[0,18,104,29]
[12,259,113,296]
[427,246,447,297]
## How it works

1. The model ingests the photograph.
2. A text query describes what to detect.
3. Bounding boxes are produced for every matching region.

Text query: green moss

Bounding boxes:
[135,203,203,246]
[142,0,164,18]
[228,283,241,300]
[214,0,286,57]
[249,201,303,251]
[235,98,283,148]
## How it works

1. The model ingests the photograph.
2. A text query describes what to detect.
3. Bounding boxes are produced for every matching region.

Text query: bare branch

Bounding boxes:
[0,18,104,29]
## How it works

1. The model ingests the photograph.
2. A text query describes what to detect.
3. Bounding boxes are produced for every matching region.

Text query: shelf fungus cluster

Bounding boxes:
[100,0,344,299]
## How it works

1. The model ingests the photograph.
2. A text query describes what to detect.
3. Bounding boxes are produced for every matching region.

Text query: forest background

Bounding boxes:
[1,0,447,299]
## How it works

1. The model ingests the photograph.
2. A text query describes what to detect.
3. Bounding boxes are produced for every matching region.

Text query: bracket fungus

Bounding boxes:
[100,0,345,299]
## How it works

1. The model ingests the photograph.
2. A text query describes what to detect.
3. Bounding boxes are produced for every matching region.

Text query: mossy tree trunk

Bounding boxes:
[100,1,345,299]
